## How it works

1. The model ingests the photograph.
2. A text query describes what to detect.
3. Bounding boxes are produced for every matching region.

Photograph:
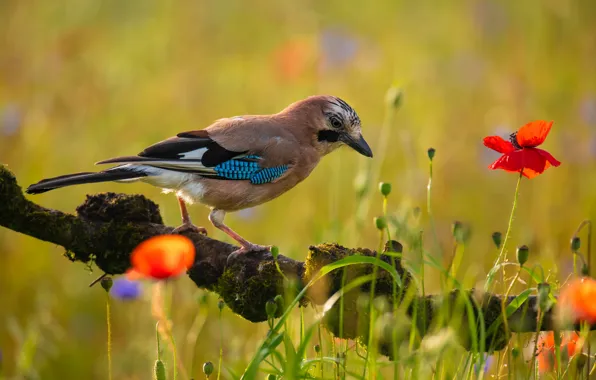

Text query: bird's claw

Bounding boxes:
[226,244,272,266]
[172,223,208,236]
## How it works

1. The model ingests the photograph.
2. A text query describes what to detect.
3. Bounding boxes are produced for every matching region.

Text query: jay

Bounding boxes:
[27,95,373,258]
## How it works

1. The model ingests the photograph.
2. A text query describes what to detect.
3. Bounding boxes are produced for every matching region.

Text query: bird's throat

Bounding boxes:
[317,130,340,143]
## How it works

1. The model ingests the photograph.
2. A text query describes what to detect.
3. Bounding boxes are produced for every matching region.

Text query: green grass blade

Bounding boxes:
[242,255,402,378]
[505,288,534,317]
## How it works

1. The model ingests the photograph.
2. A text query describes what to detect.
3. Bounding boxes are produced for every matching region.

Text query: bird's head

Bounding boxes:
[283,95,373,158]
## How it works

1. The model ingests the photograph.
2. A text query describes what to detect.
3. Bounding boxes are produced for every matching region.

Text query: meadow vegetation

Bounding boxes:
[1,1,596,378]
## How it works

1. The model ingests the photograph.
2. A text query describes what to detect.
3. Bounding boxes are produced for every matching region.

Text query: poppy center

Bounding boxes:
[509,132,539,149]
[509,132,522,149]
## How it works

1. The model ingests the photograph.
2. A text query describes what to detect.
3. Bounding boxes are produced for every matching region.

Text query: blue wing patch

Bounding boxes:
[214,155,288,184]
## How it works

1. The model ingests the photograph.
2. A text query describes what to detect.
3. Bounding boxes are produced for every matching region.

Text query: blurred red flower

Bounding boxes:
[537,331,579,373]
[272,38,313,82]
[127,235,195,280]
[483,120,561,178]
[558,277,596,324]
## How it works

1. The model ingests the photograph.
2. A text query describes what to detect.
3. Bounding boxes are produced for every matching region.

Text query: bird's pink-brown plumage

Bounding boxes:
[26,95,372,256]
[193,98,329,210]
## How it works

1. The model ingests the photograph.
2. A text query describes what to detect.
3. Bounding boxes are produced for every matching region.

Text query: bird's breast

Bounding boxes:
[185,173,304,211]
[139,150,321,212]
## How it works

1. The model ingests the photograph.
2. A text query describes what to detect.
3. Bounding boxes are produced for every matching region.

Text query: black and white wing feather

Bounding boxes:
[96,130,250,176]
[97,130,289,184]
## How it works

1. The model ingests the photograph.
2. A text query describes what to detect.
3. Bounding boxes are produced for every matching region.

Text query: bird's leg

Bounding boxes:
[172,196,208,235]
[208,209,271,262]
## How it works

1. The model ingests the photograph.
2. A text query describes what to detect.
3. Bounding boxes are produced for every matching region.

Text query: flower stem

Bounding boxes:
[363,247,381,379]
[106,294,113,380]
[571,220,592,379]
[427,153,441,258]
[496,172,523,264]
[217,305,223,380]
[383,194,398,380]
[500,266,521,348]
[317,323,324,379]
[151,282,188,380]
[156,322,162,361]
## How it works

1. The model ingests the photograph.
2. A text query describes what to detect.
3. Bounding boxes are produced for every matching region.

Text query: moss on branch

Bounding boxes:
[0,164,588,356]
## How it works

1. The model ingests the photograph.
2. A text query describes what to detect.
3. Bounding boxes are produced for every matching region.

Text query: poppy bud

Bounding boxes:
[516,245,529,266]
[537,283,551,312]
[265,300,277,319]
[375,216,387,230]
[452,221,471,243]
[314,344,321,353]
[384,240,403,254]
[576,353,588,371]
[511,347,520,358]
[217,299,225,311]
[427,148,436,161]
[203,361,214,377]
[452,221,462,239]
[379,182,392,197]
[153,360,166,380]
[412,207,421,219]
[271,246,279,260]
[385,86,403,109]
[491,232,502,249]
[198,293,209,305]
[274,294,284,310]
[374,297,389,313]
[571,237,581,252]
[357,294,370,311]
[582,264,589,276]
[353,172,369,198]
[100,276,113,293]
[267,375,277,380]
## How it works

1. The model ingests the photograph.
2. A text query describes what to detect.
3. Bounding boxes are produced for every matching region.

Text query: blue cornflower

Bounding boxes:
[474,354,493,374]
[110,278,142,300]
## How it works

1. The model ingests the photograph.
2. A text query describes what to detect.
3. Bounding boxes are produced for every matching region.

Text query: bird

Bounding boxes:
[26,95,373,259]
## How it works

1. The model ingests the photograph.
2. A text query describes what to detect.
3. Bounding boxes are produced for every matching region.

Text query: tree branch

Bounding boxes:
[0,165,584,355]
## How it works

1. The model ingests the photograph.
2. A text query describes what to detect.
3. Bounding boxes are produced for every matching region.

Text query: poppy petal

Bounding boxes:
[521,167,541,179]
[559,277,596,324]
[537,331,579,373]
[488,151,524,173]
[535,148,561,167]
[130,235,196,280]
[519,149,551,179]
[516,120,553,147]
[126,269,144,280]
[483,136,516,153]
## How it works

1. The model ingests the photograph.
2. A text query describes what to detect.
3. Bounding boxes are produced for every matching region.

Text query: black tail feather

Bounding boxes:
[26,168,147,194]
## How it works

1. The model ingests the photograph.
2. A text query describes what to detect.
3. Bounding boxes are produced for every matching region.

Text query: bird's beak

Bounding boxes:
[340,133,373,158]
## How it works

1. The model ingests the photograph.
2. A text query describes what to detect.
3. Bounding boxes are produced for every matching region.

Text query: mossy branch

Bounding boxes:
[0,165,587,355]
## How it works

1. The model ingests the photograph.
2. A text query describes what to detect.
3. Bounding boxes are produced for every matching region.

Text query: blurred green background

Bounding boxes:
[1,0,596,378]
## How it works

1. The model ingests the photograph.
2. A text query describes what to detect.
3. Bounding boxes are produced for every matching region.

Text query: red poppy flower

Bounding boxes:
[558,277,596,324]
[537,331,579,373]
[483,120,561,179]
[127,235,195,280]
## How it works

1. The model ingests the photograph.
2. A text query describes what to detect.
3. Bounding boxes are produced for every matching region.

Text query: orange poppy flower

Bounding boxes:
[483,120,561,179]
[127,235,195,280]
[537,331,579,373]
[558,277,596,324]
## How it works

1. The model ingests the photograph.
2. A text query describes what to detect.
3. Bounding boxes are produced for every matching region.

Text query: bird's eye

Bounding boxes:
[330,117,342,129]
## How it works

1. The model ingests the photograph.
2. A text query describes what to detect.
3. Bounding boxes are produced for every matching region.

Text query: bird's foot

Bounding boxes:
[172,222,208,235]
[226,243,272,266]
